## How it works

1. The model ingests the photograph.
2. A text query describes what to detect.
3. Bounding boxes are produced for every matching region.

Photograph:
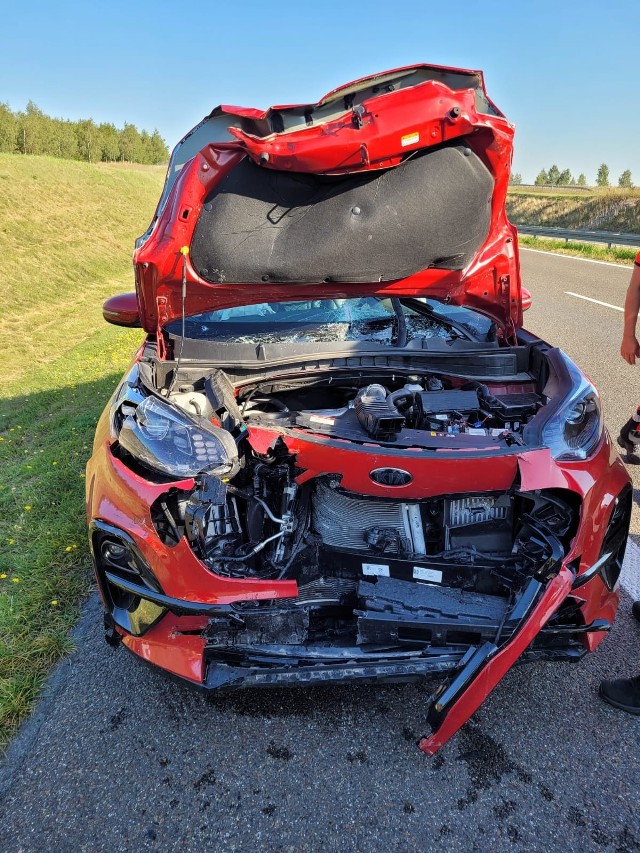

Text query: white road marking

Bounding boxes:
[520,247,632,269]
[564,291,623,312]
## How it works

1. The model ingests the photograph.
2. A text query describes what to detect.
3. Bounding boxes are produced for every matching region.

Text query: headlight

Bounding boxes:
[118,395,239,479]
[109,365,146,439]
[541,354,603,461]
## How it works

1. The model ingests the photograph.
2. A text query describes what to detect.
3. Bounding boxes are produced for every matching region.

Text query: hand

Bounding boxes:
[621,334,640,365]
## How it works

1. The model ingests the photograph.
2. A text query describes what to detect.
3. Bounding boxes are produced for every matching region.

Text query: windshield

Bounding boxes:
[165,297,493,345]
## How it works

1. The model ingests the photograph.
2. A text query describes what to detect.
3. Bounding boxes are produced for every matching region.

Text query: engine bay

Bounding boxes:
[106,360,583,654]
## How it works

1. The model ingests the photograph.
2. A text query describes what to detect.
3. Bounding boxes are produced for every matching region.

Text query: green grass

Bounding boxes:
[0,153,161,748]
[518,234,636,265]
[0,153,163,381]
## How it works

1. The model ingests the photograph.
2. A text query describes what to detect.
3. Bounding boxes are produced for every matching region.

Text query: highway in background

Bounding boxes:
[2,250,640,853]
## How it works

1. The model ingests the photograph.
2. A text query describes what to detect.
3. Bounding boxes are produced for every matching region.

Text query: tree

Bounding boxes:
[51,119,78,159]
[509,172,523,185]
[16,101,48,155]
[98,123,120,162]
[618,169,633,189]
[148,129,168,164]
[0,102,17,152]
[577,173,587,186]
[0,101,167,165]
[596,163,610,187]
[119,122,142,162]
[75,119,99,162]
[534,169,548,186]
[558,168,572,185]
[547,164,561,185]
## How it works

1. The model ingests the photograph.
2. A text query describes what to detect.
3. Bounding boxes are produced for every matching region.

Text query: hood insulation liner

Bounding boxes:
[190,144,493,285]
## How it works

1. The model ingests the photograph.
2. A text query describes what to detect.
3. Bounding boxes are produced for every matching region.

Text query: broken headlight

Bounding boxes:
[118,395,238,479]
[542,356,603,461]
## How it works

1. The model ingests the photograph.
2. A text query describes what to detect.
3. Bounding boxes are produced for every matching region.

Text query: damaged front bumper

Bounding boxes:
[88,426,631,755]
[99,529,620,753]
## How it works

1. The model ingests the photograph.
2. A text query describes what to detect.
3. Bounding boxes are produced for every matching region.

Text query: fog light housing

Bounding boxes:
[599,485,632,591]
[90,522,166,636]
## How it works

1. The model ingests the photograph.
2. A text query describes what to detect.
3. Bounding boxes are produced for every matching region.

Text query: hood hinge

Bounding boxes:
[156,296,169,360]
[499,274,517,343]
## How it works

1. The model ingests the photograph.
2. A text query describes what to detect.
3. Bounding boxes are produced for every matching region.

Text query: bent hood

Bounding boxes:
[134,63,521,339]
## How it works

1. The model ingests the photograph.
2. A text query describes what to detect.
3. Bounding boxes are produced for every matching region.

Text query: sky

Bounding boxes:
[0,0,638,184]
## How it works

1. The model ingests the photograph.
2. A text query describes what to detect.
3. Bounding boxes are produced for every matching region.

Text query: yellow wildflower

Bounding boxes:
[24,505,32,511]
[11,577,20,583]
[51,600,58,606]
[0,573,6,579]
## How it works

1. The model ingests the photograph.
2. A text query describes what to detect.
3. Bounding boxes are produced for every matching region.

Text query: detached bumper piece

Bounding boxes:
[419,566,574,755]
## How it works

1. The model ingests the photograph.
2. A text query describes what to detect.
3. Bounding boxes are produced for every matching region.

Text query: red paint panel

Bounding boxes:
[123,613,206,683]
[102,293,141,327]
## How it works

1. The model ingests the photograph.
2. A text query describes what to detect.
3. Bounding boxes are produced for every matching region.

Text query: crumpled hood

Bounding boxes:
[134,63,521,339]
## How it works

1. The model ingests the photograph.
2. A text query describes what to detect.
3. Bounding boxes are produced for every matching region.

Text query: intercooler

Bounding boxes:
[312,481,512,556]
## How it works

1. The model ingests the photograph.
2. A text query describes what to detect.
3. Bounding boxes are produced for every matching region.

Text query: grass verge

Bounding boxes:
[518,234,636,265]
[0,325,142,747]
[0,153,161,749]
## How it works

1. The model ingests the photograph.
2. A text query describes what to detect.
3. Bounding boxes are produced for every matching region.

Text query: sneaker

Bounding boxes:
[632,601,640,622]
[599,675,640,714]
[617,435,640,465]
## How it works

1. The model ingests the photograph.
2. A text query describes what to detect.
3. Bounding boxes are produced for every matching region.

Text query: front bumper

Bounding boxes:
[87,427,631,753]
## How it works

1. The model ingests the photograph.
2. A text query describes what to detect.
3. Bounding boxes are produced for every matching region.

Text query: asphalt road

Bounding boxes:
[2,249,640,853]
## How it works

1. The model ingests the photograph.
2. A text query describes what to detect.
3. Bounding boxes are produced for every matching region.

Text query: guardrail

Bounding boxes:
[516,225,640,249]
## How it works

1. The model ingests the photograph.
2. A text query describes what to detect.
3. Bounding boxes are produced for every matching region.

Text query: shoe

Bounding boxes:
[632,601,640,622]
[599,675,640,714]
[617,436,640,465]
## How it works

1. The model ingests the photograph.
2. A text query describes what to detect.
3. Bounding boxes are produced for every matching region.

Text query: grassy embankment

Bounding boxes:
[0,154,164,748]
[507,187,640,264]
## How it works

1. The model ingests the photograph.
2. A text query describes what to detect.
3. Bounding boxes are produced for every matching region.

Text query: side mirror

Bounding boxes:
[521,287,532,312]
[103,293,141,327]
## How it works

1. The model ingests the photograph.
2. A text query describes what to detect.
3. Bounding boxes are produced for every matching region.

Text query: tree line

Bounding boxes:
[510,164,634,188]
[0,101,169,164]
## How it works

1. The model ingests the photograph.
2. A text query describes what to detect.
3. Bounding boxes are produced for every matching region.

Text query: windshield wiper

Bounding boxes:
[390,297,408,347]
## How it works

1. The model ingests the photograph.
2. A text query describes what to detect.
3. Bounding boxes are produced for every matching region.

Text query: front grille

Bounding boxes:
[295,577,357,606]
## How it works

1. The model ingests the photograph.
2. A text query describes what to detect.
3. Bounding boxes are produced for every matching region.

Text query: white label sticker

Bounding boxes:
[309,415,335,425]
[413,566,443,583]
[467,428,487,436]
[362,563,390,577]
[401,131,420,147]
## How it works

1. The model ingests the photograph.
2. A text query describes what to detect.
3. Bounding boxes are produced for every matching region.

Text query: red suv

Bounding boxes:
[86,64,631,754]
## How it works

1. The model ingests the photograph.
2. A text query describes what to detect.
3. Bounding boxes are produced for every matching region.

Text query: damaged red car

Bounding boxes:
[86,63,631,754]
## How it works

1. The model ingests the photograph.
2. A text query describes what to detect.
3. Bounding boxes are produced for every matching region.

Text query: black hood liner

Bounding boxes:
[190,144,493,285]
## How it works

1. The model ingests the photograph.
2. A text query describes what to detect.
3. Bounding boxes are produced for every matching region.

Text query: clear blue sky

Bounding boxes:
[1,0,638,184]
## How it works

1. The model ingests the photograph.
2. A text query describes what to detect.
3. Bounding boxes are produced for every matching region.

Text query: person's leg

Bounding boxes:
[618,406,640,463]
